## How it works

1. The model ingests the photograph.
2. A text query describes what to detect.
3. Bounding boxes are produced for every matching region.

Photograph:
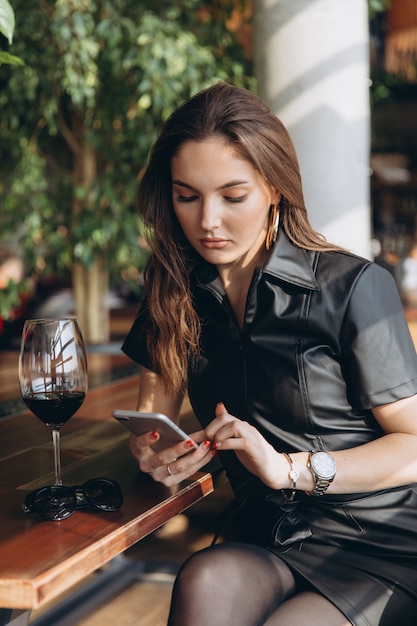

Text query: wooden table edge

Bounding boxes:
[0,470,216,610]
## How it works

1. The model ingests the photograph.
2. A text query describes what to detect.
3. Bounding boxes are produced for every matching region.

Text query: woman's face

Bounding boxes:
[171,137,280,272]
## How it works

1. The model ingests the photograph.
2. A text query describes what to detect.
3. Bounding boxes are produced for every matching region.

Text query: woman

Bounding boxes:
[122,82,417,625]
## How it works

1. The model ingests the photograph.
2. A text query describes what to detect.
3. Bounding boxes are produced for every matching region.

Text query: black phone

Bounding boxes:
[112,410,198,452]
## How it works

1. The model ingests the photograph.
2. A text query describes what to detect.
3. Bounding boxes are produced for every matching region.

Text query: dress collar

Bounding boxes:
[193,230,320,292]
[262,230,319,290]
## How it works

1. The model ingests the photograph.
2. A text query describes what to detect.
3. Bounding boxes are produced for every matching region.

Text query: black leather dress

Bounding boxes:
[122,231,417,626]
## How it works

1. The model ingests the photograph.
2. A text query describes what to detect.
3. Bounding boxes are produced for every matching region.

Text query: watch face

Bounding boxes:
[311,452,336,479]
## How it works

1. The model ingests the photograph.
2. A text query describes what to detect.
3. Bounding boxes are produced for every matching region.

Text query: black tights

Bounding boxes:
[167,543,351,626]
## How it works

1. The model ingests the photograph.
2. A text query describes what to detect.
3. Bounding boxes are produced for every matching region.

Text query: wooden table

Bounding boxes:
[0,372,218,625]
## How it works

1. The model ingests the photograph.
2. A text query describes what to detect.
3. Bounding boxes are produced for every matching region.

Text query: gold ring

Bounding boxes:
[167,464,174,477]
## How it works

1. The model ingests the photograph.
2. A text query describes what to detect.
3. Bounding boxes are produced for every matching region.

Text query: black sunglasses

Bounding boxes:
[23,478,123,521]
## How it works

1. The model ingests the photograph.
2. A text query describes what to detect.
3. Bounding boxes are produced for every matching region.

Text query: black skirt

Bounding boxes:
[222,484,417,626]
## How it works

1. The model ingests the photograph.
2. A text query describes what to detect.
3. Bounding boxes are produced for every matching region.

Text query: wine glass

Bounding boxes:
[19,318,88,487]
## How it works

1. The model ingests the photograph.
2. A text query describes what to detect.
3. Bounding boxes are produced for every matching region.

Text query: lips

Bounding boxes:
[200,238,229,249]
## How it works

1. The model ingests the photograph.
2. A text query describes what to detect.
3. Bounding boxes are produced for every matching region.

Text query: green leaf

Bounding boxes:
[0,51,25,66]
[0,279,30,320]
[0,0,15,44]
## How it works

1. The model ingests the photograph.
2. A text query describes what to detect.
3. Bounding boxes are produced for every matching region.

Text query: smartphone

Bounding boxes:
[112,410,198,452]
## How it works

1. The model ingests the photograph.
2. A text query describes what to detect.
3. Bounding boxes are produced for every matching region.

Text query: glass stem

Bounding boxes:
[52,427,62,486]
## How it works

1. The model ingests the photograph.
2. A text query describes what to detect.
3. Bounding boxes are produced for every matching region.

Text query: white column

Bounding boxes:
[254,0,371,258]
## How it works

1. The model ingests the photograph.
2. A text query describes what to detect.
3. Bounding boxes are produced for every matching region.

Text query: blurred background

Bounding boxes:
[0,0,416,348]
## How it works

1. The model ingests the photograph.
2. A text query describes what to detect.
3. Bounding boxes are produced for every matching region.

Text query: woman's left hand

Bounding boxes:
[129,430,214,487]
[205,402,290,490]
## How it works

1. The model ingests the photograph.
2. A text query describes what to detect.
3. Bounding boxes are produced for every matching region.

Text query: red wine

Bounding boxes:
[23,391,86,426]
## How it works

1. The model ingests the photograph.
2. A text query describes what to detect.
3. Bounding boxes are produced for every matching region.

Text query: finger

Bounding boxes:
[215,401,228,417]
[166,439,212,469]
[146,439,214,484]
[189,429,209,444]
[205,404,233,440]
[211,420,251,451]
[129,430,160,455]
[151,438,198,469]
[165,440,213,475]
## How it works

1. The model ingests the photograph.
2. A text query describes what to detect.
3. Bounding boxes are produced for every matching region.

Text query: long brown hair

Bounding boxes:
[138,82,340,394]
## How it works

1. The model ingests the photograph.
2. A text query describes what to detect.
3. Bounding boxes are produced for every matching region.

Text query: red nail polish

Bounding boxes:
[185,439,195,448]
[204,440,211,449]
[150,431,159,440]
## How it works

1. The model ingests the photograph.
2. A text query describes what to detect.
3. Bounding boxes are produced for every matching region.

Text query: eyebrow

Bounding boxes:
[172,179,250,191]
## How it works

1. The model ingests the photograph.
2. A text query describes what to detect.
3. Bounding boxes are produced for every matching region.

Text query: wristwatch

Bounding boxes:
[306,450,337,496]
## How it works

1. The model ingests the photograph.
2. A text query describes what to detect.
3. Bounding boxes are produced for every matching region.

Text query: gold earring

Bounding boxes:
[265,204,279,250]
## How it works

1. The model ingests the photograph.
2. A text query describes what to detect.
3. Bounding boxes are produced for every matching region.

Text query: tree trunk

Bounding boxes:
[72,258,109,344]
[254,0,371,258]
[71,114,110,344]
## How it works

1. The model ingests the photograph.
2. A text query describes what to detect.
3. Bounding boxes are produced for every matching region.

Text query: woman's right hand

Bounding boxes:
[129,429,214,486]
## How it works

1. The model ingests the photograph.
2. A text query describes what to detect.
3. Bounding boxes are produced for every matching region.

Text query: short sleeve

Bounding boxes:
[342,262,417,408]
[121,298,157,371]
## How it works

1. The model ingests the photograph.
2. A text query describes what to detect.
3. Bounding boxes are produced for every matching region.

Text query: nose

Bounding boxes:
[200,198,221,232]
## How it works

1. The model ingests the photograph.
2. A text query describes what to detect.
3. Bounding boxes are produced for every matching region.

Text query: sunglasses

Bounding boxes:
[23,477,123,521]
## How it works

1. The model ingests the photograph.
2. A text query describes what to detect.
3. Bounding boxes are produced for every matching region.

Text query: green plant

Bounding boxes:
[0,0,23,65]
[0,279,29,319]
[368,0,390,19]
[0,1,253,331]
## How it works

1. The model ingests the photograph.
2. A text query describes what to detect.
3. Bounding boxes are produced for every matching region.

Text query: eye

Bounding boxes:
[225,195,247,203]
[175,194,198,203]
